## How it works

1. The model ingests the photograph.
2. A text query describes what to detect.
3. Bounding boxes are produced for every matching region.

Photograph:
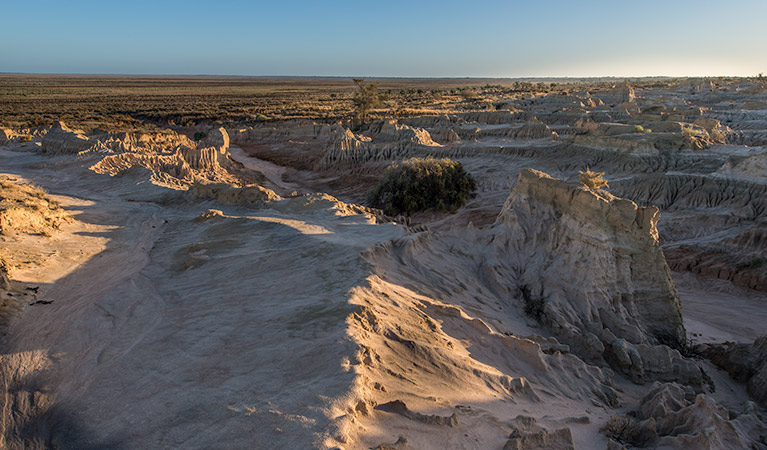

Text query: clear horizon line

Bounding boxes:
[0,72,757,80]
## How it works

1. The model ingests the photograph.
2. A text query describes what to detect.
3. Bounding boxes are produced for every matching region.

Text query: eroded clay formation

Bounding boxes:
[1,78,766,449]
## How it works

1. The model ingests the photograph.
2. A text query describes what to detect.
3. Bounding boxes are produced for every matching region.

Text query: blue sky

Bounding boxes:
[2,0,766,77]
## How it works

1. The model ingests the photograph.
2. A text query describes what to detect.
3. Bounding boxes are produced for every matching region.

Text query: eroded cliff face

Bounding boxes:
[495,169,695,384]
[4,77,766,449]
[90,126,246,188]
[602,382,767,449]
[366,169,700,389]
[41,121,195,155]
[704,336,767,408]
[41,121,92,155]
[345,167,728,447]
[321,122,440,167]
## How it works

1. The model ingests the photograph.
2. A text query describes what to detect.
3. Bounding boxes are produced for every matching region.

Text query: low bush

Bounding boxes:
[193,131,207,141]
[520,286,546,322]
[370,157,475,216]
[747,257,765,269]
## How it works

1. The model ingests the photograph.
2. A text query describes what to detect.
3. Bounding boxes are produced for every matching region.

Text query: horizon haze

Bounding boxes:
[2,0,766,78]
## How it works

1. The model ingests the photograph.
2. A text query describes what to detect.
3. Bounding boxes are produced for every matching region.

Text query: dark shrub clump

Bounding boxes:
[370,157,475,216]
[193,131,207,142]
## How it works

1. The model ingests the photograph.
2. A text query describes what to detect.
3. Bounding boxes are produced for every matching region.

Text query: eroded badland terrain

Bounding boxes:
[1,75,767,449]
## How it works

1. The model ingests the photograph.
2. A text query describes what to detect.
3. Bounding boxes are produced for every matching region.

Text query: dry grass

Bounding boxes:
[0,75,586,131]
[578,167,609,189]
[0,177,70,236]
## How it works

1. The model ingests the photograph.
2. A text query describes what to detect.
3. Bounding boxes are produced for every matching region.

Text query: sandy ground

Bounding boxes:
[229,147,303,195]
[1,140,765,449]
[675,272,767,344]
[1,146,404,448]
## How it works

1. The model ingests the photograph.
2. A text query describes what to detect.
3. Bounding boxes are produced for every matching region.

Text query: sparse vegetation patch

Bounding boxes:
[369,157,475,216]
[578,167,609,189]
[0,178,69,236]
[519,284,546,322]
[193,131,207,141]
[352,78,389,125]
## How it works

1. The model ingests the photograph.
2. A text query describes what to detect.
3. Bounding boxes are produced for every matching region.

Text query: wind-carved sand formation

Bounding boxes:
[0,77,766,449]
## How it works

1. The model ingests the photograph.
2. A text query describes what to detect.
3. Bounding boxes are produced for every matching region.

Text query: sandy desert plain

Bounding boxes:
[0,74,766,449]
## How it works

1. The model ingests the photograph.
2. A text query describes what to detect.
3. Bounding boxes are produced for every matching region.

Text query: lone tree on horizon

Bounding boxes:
[352,78,388,124]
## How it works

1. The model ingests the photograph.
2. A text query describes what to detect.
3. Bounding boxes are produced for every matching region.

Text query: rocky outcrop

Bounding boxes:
[571,134,659,156]
[91,153,193,183]
[198,127,230,155]
[90,127,238,187]
[693,118,730,142]
[703,335,767,407]
[321,122,440,167]
[321,129,375,166]
[570,119,724,153]
[718,152,767,183]
[507,121,558,140]
[602,382,766,448]
[617,101,641,117]
[580,95,604,109]
[42,121,195,156]
[0,129,9,145]
[179,146,221,171]
[182,127,232,170]
[429,121,557,142]
[503,416,574,450]
[400,114,453,129]
[42,121,92,155]
[456,111,520,125]
[336,128,367,152]
[366,168,703,388]
[435,128,462,144]
[371,120,439,147]
[598,82,636,106]
[375,400,459,427]
[189,182,279,207]
[495,170,699,385]
[728,130,767,147]
[87,130,194,153]
[686,78,716,93]
[227,121,344,149]
[614,173,767,218]
[91,148,239,189]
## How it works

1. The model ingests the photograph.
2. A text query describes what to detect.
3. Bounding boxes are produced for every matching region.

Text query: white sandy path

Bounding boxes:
[229,147,303,194]
[0,148,402,449]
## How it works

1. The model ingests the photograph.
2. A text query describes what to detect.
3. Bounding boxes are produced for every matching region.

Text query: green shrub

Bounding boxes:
[519,284,545,322]
[370,157,475,216]
[524,296,545,322]
[748,257,765,269]
[193,131,207,141]
[352,78,388,123]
